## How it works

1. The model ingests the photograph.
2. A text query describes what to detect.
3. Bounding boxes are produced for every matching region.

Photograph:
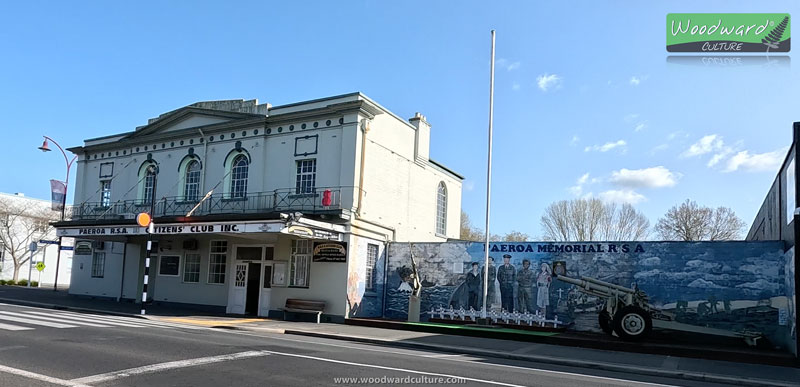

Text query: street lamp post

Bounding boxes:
[38,136,77,291]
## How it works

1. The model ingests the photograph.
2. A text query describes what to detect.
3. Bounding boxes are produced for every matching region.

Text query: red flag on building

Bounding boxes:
[50,180,66,211]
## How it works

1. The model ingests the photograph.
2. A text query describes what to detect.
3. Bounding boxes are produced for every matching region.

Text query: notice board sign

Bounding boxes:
[312,241,347,262]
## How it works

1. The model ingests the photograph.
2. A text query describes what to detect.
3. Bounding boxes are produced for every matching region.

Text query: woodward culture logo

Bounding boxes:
[667,13,790,52]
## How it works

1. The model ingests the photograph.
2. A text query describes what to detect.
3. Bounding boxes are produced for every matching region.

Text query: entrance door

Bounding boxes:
[260,264,272,317]
[226,263,248,314]
[245,262,261,315]
[227,245,272,315]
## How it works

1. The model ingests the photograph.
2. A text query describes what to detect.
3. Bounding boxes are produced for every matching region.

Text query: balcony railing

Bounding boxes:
[66,187,351,222]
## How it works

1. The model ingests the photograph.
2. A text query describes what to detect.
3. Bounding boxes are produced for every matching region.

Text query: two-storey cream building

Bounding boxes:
[55,93,462,320]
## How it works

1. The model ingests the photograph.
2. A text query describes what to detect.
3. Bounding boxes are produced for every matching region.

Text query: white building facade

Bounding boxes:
[0,192,73,286]
[56,93,462,320]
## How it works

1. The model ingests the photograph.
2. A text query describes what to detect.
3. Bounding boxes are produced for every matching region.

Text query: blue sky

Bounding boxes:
[1,1,798,238]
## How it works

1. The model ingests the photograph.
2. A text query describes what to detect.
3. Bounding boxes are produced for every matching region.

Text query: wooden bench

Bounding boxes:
[280,298,326,324]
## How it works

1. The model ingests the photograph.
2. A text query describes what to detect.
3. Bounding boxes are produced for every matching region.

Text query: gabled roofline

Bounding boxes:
[429,158,464,180]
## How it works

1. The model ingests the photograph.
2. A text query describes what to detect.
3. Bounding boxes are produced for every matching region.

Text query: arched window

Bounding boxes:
[184,160,201,201]
[137,161,158,204]
[436,182,447,235]
[230,155,249,199]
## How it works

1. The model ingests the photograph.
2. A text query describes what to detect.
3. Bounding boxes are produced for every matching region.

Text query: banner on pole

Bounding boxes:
[50,180,66,211]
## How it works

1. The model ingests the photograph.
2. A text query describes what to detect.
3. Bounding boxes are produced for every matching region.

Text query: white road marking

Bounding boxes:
[0,322,34,331]
[0,364,91,387]
[224,330,677,387]
[0,314,76,328]
[32,311,149,328]
[262,349,526,387]
[0,311,111,327]
[70,350,271,384]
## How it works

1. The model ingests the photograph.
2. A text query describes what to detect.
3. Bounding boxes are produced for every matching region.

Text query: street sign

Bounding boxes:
[39,239,59,245]
[29,242,38,252]
[35,262,45,272]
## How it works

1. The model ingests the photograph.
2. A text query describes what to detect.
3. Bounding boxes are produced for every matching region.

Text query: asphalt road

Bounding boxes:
[0,303,742,387]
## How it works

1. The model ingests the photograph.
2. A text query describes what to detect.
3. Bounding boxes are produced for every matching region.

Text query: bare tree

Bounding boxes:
[502,230,530,242]
[0,197,57,281]
[654,199,745,241]
[540,198,650,241]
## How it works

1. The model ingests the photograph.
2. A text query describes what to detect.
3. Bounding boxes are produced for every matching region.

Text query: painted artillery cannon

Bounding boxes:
[555,274,762,345]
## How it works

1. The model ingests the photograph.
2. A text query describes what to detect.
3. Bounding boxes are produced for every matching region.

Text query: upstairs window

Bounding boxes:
[184,160,201,201]
[100,180,111,207]
[436,182,447,235]
[296,159,316,194]
[230,155,249,199]
[138,161,158,204]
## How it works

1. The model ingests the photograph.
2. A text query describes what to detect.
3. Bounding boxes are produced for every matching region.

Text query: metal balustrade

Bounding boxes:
[66,187,351,221]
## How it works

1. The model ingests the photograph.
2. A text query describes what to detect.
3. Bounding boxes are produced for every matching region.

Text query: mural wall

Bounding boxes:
[363,241,797,351]
[785,248,797,355]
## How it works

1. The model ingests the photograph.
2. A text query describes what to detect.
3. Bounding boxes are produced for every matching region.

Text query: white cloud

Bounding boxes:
[634,122,647,132]
[650,144,669,154]
[537,73,562,91]
[570,135,580,146]
[682,134,724,157]
[569,173,591,196]
[584,140,627,153]
[724,147,788,173]
[463,180,475,192]
[495,58,520,72]
[629,76,641,86]
[609,166,680,188]
[512,83,521,91]
[599,189,647,204]
[624,114,639,123]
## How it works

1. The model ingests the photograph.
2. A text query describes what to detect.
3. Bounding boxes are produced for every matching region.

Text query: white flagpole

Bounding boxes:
[482,30,496,320]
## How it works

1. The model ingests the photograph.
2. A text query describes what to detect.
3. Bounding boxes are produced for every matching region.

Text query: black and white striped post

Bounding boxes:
[139,165,158,316]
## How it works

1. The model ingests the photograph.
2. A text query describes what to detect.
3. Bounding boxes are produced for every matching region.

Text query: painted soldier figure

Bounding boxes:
[517,259,535,313]
[465,262,482,310]
[497,254,516,312]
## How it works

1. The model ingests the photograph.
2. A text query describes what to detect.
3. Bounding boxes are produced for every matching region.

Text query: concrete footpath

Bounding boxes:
[1,286,798,387]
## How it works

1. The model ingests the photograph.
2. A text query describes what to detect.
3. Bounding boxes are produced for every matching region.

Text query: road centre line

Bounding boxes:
[222,330,675,387]
[261,350,526,387]
[70,351,270,385]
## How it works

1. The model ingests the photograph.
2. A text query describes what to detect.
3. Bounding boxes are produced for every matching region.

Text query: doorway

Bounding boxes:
[245,262,260,315]
[226,244,274,316]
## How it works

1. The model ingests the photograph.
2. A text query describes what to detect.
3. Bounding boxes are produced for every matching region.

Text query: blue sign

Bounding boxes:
[39,240,59,245]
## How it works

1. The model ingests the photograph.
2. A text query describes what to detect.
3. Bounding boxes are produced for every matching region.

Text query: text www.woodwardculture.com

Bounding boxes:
[333,376,467,384]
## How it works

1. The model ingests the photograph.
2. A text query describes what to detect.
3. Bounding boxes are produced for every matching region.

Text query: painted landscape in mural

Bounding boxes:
[372,241,795,351]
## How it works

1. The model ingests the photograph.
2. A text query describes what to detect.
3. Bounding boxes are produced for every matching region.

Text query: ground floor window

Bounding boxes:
[290,239,311,287]
[91,252,105,278]
[366,244,378,291]
[183,253,201,283]
[208,241,227,284]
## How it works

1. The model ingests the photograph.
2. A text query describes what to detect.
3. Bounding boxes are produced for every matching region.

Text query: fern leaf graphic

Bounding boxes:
[762,16,789,49]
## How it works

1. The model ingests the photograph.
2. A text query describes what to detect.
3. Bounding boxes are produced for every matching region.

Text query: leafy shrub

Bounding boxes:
[30,281,38,287]
[5,280,15,286]
[0,280,6,285]
[16,279,27,286]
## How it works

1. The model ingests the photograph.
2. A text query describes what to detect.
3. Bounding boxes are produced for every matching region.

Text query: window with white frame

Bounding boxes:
[230,155,249,199]
[33,219,49,234]
[100,180,111,207]
[366,244,378,291]
[290,239,311,287]
[138,162,157,204]
[295,159,316,194]
[91,252,105,278]
[436,182,447,235]
[183,253,201,283]
[184,160,201,201]
[208,241,227,284]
